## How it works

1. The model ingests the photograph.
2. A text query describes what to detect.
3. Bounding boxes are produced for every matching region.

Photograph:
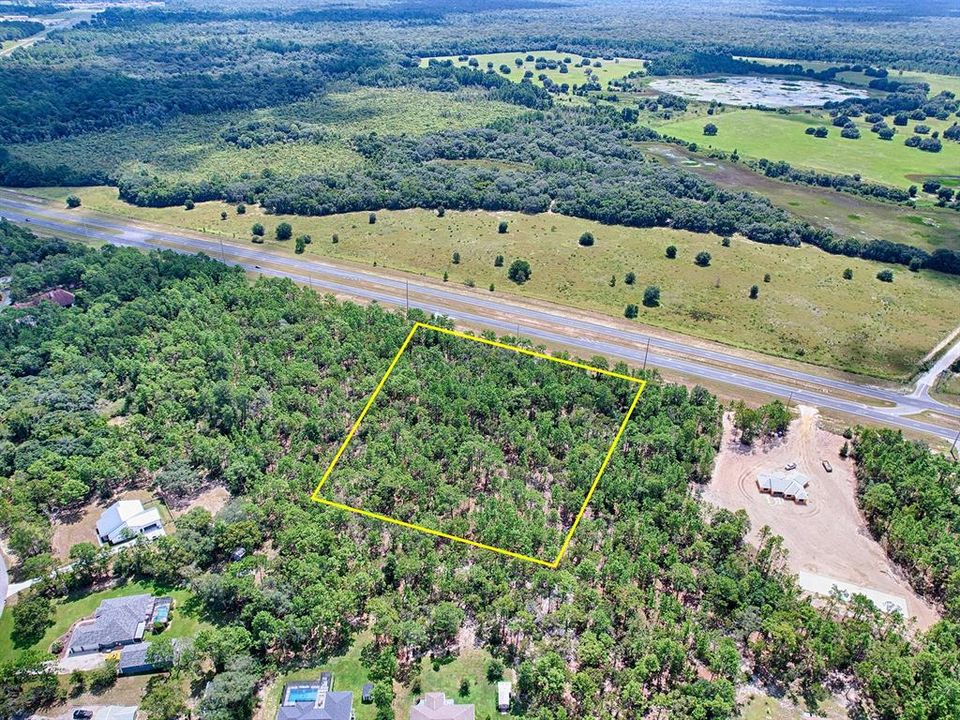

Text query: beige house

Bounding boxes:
[409,692,474,720]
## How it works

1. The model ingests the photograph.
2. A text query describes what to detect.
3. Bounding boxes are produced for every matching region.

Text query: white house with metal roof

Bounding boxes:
[96,500,165,545]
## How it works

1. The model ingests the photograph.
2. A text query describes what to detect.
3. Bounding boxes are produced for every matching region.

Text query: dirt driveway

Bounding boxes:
[703,405,939,629]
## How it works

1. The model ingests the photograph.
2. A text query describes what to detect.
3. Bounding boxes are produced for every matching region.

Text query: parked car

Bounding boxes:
[822,460,833,472]
[784,462,797,471]
[74,710,93,719]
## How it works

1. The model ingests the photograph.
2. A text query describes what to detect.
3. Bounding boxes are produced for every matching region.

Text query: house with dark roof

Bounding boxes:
[409,693,475,720]
[117,639,181,675]
[13,287,75,309]
[68,594,157,655]
[277,673,354,720]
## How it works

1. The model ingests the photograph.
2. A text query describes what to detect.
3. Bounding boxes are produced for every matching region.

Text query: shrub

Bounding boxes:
[369,212,377,224]
[694,251,711,267]
[642,286,660,307]
[914,124,931,135]
[843,268,853,280]
[909,256,923,272]
[624,303,639,319]
[66,194,81,208]
[814,126,828,138]
[578,231,595,246]
[840,125,861,139]
[507,259,531,284]
[878,127,896,140]
[721,236,731,247]
[236,203,246,214]
[624,271,636,285]
[184,199,195,210]
[665,245,677,259]
[452,251,460,264]
[437,206,445,217]
[251,223,265,236]
[498,220,508,234]
[763,273,771,282]
[494,254,504,267]
[876,269,894,282]
[332,234,339,243]
[275,222,293,240]
[749,284,759,299]
[220,211,228,220]
[703,122,718,136]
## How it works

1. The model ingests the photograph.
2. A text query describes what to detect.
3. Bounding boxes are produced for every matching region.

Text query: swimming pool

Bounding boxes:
[285,687,319,704]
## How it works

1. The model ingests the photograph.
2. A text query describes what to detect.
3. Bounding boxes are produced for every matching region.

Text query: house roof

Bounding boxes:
[96,500,163,544]
[409,693,475,720]
[757,471,809,500]
[13,287,75,308]
[93,707,137,720]
[69,594,155,652]
[118,640,179,672]
[277,691,354,720]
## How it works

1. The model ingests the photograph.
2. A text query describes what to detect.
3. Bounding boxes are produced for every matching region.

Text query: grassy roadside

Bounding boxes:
[19,186,960,380]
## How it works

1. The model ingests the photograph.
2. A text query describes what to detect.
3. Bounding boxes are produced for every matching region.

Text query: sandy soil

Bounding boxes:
[170,485,231,518]
[51,490,155,561]
[704,405,939,629]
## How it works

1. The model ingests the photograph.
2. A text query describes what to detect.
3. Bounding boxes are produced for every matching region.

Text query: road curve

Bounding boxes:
[1,192,958,444]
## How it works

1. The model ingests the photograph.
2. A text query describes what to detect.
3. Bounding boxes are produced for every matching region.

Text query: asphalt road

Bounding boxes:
[2,191,959,445]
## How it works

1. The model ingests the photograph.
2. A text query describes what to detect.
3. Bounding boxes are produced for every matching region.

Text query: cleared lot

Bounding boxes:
[704,406,939,629]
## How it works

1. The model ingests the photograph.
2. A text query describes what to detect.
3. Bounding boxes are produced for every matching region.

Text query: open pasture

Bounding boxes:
[32,186,960,379]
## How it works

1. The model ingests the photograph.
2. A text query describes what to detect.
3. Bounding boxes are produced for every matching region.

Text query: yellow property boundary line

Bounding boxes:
[310,321,647,568]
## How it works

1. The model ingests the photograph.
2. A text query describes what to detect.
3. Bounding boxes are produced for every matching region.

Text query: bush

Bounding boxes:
[840,125,861,139]
[184,199,195,210]
[498,220,508,234]
[332,234,339,243]
[876,269,894,282]
[694,251,711,267]
[369,212,377,224]
[66,194,81,208]
[437,206,445,217]
[843,268,853,280]
[624,303,639,319]
[642,286,660,307]
[236,203,246,214]
[452,251,460,264]
[275,222,293,240]
[703,123,718,136]
[494,254,504,267]
[624,271,636,285]
[908,256,923,272]
[507,259,531,284]
[220,211,228,220]
[578,232,595,247]
[749,284,759,299]
[251,223,265,237]
[665,245,677,259]
[814,126,828,138]
[721,236,731,247]
[763,273,771,282]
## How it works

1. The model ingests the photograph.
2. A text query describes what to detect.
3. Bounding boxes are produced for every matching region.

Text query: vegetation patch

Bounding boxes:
[313,323,644,566]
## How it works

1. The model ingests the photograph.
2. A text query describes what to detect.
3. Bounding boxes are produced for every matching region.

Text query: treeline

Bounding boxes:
[107,108,960,276]
[0,20,44,41]
[0,41,389,143]
[754,158,913,203]
[854,428,960,619]
[2,224,959,720]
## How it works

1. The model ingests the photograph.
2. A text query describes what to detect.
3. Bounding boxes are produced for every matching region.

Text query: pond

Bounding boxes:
[649,75,869,107]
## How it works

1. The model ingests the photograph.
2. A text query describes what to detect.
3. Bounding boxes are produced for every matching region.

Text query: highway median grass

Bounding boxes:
[19,186,960,380]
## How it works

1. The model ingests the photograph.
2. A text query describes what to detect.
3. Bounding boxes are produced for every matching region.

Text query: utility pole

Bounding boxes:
[405,280,409,314]
[642,338,650,372]
[785,390,795,408]
[218,236,225,263]
[951,428,960,461]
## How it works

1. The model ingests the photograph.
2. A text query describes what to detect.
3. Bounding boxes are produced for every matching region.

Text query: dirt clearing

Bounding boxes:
[703,405,939,629]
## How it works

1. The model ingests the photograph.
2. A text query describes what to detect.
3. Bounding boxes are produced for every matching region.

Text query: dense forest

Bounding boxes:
[854,428,960,620]
[1,224,959,720]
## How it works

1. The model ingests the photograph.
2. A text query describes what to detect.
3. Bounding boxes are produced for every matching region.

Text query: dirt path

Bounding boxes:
[704,406,939,629]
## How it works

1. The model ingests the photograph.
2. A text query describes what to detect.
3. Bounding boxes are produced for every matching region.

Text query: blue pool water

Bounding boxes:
[286,688,318,704]
[153,605,169,623]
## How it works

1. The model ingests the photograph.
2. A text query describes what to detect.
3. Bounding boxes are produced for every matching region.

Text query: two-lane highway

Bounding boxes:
[1,190,958,444]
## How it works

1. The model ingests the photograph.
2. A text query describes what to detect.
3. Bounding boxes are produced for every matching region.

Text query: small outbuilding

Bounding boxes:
[496,682,511,713]
[361,683,374,704]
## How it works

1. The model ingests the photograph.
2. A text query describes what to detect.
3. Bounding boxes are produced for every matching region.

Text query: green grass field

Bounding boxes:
[641,142,960,254]
[31,186,960,379]
[0,581,209,662]
[661,108,960,187]
[420,50,646,101]
[395,647,518,719]
[6,87,525,184]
